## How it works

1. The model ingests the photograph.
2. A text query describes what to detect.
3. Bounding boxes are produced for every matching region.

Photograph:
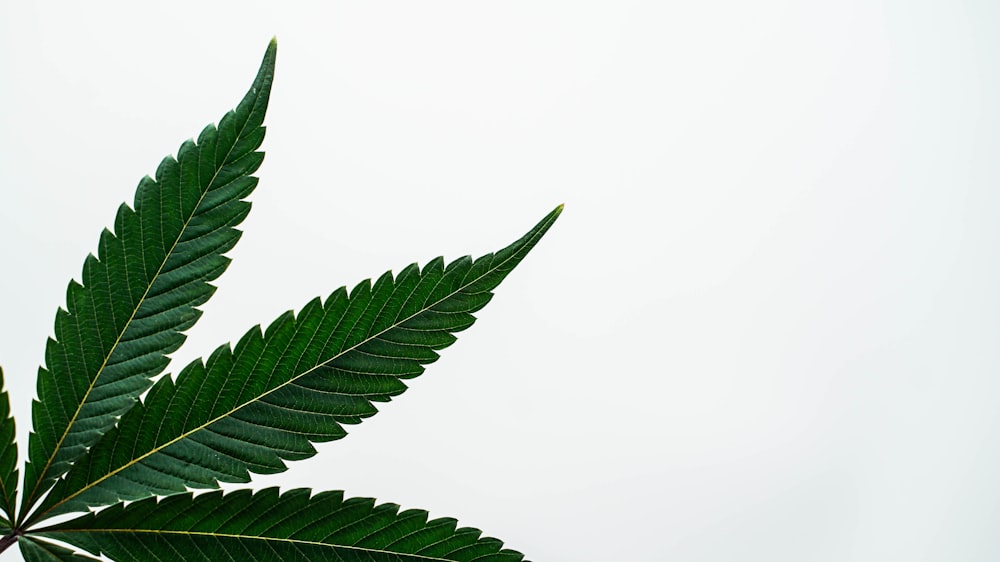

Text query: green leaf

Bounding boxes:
[18,537,102,562]
[0,368,17,523]
[32,206,561,521]
[36,488,527,562]
[21,40,277,516]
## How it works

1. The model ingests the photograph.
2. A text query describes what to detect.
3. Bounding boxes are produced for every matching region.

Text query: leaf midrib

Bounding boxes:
[36,220,549,522]
[38,527,461,561]
[22,105,261,522]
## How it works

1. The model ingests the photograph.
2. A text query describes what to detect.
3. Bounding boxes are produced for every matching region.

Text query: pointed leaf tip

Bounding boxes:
[531,203,563,239]
[260,38,277,74]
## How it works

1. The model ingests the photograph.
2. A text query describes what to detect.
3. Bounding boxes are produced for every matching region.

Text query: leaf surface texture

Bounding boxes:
[21,41,277,516]
[19,538,101,562]
[39,488,527,562]
[34,206,561,519]
[0,368,16,523]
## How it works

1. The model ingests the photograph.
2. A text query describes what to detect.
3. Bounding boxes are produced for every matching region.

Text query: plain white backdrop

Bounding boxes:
[2,1,1000,560]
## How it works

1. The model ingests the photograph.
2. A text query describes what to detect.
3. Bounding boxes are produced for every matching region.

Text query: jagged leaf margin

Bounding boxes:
[37,488,527,562]
[32,206,561,521]
[0,367,16,523]
[21,40,277,517]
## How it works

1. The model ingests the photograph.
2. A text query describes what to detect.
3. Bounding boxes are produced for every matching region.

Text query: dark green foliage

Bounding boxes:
[18,538,100,562]
[0,39,559,560]
[21,38,276,519]
[39,488,526,561]
[34,206,559,521]
[0,369,17,524]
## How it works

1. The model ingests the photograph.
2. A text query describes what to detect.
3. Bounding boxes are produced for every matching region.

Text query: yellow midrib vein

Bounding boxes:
[42,527,461,561]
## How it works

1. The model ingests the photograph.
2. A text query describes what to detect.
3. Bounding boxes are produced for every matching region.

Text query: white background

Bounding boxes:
[2,1,1000,560]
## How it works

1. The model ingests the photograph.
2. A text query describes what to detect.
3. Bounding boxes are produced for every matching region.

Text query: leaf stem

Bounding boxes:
[0,531,19,553]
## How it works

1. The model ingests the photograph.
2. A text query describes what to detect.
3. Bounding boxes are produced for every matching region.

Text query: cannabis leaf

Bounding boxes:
[18,538,100,562]
[0,38,559,561]
[37,488,526,561]
[20,35,276,520]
